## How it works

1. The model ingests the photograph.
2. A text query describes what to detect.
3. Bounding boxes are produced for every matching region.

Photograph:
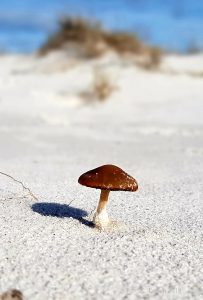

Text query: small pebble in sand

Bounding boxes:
[0,289,23,300]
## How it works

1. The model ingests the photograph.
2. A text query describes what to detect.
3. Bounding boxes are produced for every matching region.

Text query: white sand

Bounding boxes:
[0,52,203,300]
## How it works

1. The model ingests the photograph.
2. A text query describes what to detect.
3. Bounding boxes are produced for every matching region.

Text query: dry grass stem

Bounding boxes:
[92,69,115,101]
[0,171,38,200]
[80,68,116,102]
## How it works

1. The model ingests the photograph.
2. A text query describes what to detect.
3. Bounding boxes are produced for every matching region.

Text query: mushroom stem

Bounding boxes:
[93,190,110,227]
[97,190,110,213]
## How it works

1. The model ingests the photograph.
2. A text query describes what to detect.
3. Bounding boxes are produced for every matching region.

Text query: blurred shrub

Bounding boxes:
[186,40,202,54]
[39,17,162,68]
[80,67,116,102]
[92,68,115,101]
[39,18,104,57]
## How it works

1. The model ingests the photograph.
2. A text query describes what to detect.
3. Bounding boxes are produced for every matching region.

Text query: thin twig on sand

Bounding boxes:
[0,171,38,201]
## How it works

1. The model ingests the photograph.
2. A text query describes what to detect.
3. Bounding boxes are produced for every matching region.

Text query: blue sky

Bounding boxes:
[0,0,203,52]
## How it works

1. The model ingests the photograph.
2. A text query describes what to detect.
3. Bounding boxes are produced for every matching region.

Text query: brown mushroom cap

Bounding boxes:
[78,164,138,191]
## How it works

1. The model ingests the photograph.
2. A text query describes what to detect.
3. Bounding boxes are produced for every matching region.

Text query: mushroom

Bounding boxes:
[0,289,23,300]
[78,164,138,228]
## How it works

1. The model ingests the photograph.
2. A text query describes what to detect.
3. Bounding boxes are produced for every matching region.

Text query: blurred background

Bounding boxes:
[1,0,203,53]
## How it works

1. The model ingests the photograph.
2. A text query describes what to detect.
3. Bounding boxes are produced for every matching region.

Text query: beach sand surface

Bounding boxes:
[0,52,203,300]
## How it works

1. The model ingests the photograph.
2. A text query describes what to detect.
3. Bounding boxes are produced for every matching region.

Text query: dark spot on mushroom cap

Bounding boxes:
[78,164,138,191]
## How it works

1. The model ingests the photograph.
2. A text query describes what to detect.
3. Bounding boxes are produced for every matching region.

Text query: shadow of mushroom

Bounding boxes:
[31,202,94,227]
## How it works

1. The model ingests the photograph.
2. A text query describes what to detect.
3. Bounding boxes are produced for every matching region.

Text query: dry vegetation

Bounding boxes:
[80,67,116,102]
[92,68,116,101]
[39,17,162,69]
